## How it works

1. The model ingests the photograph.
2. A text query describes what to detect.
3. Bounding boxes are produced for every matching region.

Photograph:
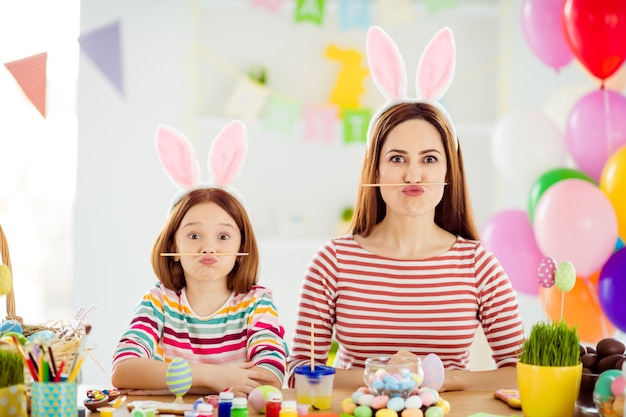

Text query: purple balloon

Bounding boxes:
[521,0,574,70]
[598,248,626,332]
[482,209,543,295]
[565,89,626,181]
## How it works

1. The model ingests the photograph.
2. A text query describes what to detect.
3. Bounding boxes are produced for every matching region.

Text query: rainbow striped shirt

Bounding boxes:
[113,283,287,384]
[286,235,524,385]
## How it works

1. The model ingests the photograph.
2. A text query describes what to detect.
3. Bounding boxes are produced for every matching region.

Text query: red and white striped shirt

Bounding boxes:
[286,235,524,385]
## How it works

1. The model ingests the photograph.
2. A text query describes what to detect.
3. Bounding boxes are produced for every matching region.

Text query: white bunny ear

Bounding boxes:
[155,124,201,189]
[366,26,407,100]
[208,120,248,187]
[415,27,455,101]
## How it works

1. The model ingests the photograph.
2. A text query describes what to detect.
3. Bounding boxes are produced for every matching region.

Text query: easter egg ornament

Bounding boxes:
[421,354,444,391]
[248,385,283,413]
[166,357,192,403]
[0,264,12,295]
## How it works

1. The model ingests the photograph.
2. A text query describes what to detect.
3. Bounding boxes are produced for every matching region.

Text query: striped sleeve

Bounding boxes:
[474,243,525,367]
[112,285,165,368]
[245,286,289,385]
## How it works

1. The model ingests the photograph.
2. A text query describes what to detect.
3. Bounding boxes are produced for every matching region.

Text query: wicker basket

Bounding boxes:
[0,224,84,385]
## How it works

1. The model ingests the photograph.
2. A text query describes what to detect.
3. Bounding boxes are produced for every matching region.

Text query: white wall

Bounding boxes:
[74,0,594,384]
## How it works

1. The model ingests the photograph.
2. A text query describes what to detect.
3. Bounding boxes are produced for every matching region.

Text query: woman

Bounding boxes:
[286,27,524,392]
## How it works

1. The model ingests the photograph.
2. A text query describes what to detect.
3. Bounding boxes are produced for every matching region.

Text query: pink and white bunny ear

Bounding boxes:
[208,120,248,187]
[155,124,201,189]
[415,27,455,101]
[366,26,408,101]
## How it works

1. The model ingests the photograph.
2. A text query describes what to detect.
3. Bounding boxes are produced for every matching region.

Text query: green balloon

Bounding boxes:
[528,167,595,223]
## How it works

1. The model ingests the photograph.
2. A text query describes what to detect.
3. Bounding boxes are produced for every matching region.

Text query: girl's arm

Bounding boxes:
[441,367,517,392]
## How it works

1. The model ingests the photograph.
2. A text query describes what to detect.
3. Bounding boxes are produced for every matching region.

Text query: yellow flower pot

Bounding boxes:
[517,362,582,417]
[0,384,28,417]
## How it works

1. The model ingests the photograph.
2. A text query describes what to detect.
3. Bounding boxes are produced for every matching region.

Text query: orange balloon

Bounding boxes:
[540,277,615,344]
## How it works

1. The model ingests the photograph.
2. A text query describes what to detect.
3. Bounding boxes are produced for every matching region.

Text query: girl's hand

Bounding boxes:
[206,362,278,397]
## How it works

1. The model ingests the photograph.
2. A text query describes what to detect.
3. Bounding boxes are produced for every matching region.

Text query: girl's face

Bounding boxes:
[377,118,447,217]
[174,201,241,287]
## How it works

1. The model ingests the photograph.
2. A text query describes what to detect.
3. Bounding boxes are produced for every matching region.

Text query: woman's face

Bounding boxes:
[173,201,241,286]
[377,118,448,217]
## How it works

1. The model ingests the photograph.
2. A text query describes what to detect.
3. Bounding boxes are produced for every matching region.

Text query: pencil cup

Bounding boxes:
[30,381,77,417]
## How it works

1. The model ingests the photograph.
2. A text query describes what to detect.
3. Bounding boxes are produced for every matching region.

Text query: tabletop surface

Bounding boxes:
[79,387,526,417]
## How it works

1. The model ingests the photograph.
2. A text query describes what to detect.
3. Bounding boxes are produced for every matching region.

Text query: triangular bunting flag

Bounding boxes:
[5,52,47,118]
[78,20,124,96]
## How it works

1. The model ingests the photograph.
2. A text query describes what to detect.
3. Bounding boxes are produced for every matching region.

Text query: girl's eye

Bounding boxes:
[390,155,405,163]
[218,233,230,241]
[187,233,201,240]
[424,155,437,163]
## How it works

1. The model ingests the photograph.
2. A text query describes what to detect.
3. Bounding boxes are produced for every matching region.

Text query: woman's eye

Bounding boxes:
[218,233,230,241]
[390,155,404,163]
[187,233,201,240]
[424,155,437,163]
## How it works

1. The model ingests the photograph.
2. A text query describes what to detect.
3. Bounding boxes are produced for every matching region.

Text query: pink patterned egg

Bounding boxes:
[421,354,444,391]
[537,256,556,288]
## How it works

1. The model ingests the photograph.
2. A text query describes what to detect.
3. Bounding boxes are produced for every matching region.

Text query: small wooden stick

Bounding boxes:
[362,183,447,187]
[160,252,249,257]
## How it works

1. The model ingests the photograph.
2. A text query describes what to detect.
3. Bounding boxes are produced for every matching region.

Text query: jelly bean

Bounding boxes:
[424,406,444,417]
[387,397,405,412]
[375,409,398,417]
[355,405,374,417]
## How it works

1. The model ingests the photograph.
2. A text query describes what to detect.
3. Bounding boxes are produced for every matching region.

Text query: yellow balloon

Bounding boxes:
[0,264,12,295]
[600,145,626,240]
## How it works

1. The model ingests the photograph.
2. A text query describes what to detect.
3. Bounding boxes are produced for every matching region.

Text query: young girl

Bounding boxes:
[112,122,287,397]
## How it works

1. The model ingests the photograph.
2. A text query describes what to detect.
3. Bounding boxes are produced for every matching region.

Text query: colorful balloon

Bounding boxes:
[600,145,626,240]
[533,179,618,277]
[565,89,626,182]
[563,0,626,80]
[166,357,192,402]
[528,167,595,223]
[521,0,573,70]
[598,248,626,332]
[481,209,543,295]
[491,108,567,190]
[537,257,557,288]
[555,261,576,292]
[541,277,615,344]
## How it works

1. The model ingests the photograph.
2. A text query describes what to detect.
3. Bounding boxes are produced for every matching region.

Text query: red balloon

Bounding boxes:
[563,0,626,80]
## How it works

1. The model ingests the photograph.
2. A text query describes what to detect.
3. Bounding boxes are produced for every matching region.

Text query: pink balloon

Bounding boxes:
[565,89,626,181]
[521,0,574,70]
[482,209,543,295]
[533,179,618,277]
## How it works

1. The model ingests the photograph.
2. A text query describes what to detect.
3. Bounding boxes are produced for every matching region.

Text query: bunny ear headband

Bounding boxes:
[366,26,458,150]
[155,120,248,212]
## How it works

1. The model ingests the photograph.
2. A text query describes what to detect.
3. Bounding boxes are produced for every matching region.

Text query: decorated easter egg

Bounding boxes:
[537,256,556,288]
[166,357,192,398]
[0,264,12,295]
[248,385,283,413]
[421,354,444,391]
[595,369,623,400]
[27,330,55,343]
[555,261,576,292]
[0,319,22,336]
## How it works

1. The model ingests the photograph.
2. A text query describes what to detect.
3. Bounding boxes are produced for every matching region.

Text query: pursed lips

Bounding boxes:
[199,255,217,265]
[402,185,425,196]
